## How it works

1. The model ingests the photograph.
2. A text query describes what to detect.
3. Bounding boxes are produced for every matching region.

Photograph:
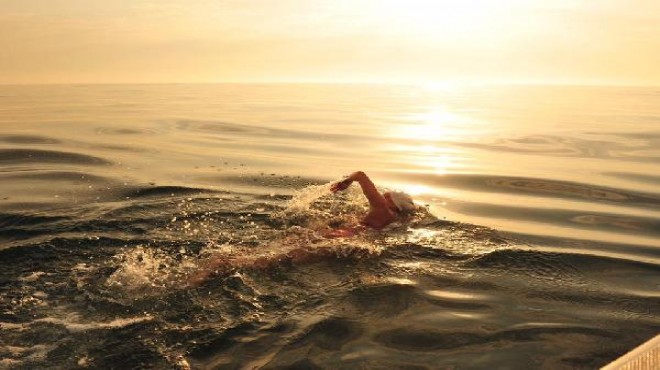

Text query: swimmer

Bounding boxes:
[325,171,416,237]
[186,171,415,286]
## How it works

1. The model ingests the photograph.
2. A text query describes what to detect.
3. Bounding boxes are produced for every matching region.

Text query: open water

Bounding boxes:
[0,84,658,369]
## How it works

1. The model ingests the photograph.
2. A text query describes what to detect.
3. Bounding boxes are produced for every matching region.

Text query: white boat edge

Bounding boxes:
[602,334,660,370]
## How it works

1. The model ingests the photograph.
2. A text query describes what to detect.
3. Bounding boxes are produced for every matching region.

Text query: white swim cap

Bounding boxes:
[388,191,416,213]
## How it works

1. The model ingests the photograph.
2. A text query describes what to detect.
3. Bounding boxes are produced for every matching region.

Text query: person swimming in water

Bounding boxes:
[187,171,415,286]
[327,171,415,235]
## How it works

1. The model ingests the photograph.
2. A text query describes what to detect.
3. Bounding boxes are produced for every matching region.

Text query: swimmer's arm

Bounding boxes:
[331,171,389,209]
[186,253,281,287]
[185,256,231,287]
[321,225,364,238]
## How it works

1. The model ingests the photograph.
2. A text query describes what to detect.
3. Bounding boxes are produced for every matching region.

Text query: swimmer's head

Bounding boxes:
[384,191,416,214]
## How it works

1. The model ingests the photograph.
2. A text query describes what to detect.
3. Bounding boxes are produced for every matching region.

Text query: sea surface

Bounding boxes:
[0,84,658,369]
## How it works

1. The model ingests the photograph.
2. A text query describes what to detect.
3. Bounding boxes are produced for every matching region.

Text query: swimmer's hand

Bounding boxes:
[331,178,353,193]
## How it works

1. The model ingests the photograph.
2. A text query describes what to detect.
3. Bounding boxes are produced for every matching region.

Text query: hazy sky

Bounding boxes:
[1,0,659,85]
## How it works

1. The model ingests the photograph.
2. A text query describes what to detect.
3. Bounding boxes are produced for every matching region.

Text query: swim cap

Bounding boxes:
[388,191,416,213]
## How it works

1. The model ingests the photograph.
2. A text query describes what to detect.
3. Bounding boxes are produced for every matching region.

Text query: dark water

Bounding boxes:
[0,84,658,369]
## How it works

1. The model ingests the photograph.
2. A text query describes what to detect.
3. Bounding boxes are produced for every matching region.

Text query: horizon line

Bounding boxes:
[1,81,658,88]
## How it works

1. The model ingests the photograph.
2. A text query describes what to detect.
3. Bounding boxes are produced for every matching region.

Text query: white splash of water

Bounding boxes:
[105,245,197,295]
[271,182,368,229]
[106,183,393,292]
[284,183,332,212]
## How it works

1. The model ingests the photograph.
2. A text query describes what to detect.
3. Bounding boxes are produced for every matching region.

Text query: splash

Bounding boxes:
[284,183,332,212]
[105,245,197,296]
[105,183,418,292]
[271,182,367,229]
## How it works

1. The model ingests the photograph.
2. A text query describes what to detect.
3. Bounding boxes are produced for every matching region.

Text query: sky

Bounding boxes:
[1,0,659,85]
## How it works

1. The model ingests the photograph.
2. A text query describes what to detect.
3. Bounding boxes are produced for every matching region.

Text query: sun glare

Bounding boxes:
[398,184,435,196]
[386,105,484,176]
[398,108,464,142]
[423,82,457,92]
[366,0,522,37]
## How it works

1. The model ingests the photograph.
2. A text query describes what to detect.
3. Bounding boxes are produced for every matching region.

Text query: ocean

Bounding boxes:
[0,83,658,369]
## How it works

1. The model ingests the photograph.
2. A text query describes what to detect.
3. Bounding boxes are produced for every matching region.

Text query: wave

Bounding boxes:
[400,172,660,207]
[468,248,660,273]
[0,149,113,166]
[0,170,111,183]
[376,325,615,352]
[0,212,70,229]
[171,119,373,143]
[453,133,660,162]
[501,231,660,265]
[447,199,660,238]
[201,174,326,189]
[605,172,660,186]
[94,127,159,136]
[0,134,60,145]
[118,185,220,199]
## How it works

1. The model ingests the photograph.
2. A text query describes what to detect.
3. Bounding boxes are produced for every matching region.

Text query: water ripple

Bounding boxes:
[0,135,60,144]
[0,149,113,166]
[447,200,660,238]
[404,173,660,207]
[374,325,616,351]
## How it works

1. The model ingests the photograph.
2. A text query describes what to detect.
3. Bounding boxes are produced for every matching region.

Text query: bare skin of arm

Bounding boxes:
[330,171,396,229]
[186,257,234,287]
